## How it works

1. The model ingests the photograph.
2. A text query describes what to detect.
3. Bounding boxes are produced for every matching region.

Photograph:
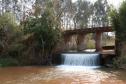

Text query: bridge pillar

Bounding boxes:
[64,35,72,50]
[95,32,102,52]
[77,34,86,51]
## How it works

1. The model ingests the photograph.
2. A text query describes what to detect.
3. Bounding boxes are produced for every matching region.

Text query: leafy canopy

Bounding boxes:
[23,8,61,51]
[0,12,18,49]
[110,1,126,41]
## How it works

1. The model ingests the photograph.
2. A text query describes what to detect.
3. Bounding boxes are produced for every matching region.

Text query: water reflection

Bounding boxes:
[0,66,125,84]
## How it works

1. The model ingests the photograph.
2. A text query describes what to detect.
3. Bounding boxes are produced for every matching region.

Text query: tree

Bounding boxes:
[92,0,110,27]
[75,0,93,28]
[110,1,126,68]
[0,12,18,51]
[22,3,61,65]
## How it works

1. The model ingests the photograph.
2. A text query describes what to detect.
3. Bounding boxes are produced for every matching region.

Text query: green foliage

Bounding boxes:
[22,6,61,65]
[118,1,126,41]
[8,43,26,58]
[0,58,19,67]
[110,1,126,68]
[24,10,61,51]
[0,12,23,66]
[0,1,62,66]
[113,56,126,68]
[86,40,95,49]
[92,0,110,27]
[0,12,19,50]
[75,0,93,28]
[110,1,126,41]
[0,12,17,30]
[109,9,119,29]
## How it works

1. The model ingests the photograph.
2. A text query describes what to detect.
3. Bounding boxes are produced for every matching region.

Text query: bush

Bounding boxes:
[0,58,19,67]
[8,43,26,58]
[113,56,126,68]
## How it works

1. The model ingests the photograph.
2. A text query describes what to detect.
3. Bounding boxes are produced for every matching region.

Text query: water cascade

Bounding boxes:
[61,53,101,66]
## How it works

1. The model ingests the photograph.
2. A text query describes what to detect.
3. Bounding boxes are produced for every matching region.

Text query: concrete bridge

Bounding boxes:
[63,26,114,52]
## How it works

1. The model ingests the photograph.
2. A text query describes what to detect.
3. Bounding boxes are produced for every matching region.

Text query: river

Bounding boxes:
[0,66,126,84]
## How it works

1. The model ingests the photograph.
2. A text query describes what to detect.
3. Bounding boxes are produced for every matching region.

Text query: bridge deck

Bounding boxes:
[64,26,113,35]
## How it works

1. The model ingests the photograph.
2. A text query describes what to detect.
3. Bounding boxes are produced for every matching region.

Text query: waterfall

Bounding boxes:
[61,53,101,66]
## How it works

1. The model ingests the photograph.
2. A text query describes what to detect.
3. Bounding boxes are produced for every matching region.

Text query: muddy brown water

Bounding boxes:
[0,66,126,84]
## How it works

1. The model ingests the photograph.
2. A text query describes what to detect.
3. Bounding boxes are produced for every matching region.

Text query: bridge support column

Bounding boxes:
[95,32,102,52]
[77,34,86,51]
[64,35,72,50]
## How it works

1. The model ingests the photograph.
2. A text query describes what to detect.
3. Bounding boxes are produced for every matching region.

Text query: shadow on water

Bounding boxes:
[98,67,126,81]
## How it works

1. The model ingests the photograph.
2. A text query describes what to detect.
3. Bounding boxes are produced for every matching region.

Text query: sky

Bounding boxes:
[72,0,123,9]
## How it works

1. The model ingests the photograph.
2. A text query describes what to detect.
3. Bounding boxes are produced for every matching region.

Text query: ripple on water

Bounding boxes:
[0,66,126,84]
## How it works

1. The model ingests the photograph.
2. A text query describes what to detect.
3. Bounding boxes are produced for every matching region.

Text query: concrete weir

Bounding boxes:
[61,53,101,66]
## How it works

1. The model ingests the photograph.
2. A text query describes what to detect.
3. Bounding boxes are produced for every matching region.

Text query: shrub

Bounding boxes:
[0,58,19,67]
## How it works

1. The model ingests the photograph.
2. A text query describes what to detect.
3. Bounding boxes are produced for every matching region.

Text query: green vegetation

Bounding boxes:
[0,58,19,67]
[0,1,61,66]
[86,40,95,49]
[110,1,126,68]
[85,34,95,49]
[21,8,61,65]
[0,0,124,68]
[0,13,21,67]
